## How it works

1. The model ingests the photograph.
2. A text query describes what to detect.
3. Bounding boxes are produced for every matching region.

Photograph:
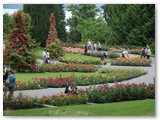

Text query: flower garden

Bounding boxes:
[3,9,155,116]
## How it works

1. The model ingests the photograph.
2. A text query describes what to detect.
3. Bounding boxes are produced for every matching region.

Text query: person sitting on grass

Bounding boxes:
[64,83,70,94]
[122,50,129,58]
[70,82,78,95]
[101,51,107,66]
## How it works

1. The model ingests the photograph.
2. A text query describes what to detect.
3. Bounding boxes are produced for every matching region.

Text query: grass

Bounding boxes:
[16,72,93,83]
[4,99,155,116]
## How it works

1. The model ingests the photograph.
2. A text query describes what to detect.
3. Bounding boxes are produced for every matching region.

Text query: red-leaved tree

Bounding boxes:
[3,10,39,72]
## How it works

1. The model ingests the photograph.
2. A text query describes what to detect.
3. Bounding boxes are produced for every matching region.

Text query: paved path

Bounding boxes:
[13,57,155,98]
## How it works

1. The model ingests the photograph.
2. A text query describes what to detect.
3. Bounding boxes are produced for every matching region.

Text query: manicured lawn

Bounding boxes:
[4,99,155,116]
[16,72,93,83]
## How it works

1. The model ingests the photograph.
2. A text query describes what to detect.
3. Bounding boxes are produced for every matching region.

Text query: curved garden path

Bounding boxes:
[13,57,155,98]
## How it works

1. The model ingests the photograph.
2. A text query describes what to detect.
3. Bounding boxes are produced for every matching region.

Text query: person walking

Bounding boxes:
[98,42,102,51]
[140,47,146,58]
[3,69,10,100]
[84,44,88,54]
[46,50,50,64]
[7,70,16,100]
[101,51,107,66]
[87,39,91,53]
[42,49,47,64]
[146,45,151,59]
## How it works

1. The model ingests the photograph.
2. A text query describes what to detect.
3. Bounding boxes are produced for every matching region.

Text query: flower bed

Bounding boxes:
[37,93,88,106]
[64,47,84,54]
[35,63,97,73]
[63,43,84,48]
[85,52,119,59]
[111,57,151,66]
[3,93,38,110]
[3,93,88,110]
[80,82,155,103]
[59,55,109,65]
[129,49,141,55]
[16,68,146,90]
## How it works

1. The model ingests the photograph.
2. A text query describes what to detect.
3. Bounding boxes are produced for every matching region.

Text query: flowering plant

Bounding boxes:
[80,82,155,103]
[16,67,146,90]
[111,57,151,66]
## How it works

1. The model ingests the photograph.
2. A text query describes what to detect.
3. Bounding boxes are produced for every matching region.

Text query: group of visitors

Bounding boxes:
[42,49,50,64]
[121,44,151,59]
[140,44,152,59]
[64,82,78,95]
[85,40,102,54]
[3,69,16,101]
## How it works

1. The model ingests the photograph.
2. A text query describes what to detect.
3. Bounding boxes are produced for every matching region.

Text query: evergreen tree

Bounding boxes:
[24,4,66,46]
[57,4,67,42]
[4,10,38,72]
[102,4,155,46]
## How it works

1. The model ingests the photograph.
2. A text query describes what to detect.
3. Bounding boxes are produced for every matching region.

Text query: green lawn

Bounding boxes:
[16,72,93,83]
[4,99,155,116]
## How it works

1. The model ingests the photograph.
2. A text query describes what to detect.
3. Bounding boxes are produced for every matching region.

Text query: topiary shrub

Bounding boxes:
[46,13,64,59]
[3,10,39,72]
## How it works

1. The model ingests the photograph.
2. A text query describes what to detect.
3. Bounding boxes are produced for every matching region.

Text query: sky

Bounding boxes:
[3,4,72,31]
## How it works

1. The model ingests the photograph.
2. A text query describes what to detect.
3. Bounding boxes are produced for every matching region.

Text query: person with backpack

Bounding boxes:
[7,70,16,100]
[101,52,107,66]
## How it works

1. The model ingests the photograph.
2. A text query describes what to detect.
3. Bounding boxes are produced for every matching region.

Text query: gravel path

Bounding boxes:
[13,57,155,98]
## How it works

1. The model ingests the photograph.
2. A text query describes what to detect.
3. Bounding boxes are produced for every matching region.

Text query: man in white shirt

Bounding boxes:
[122,50,129,58]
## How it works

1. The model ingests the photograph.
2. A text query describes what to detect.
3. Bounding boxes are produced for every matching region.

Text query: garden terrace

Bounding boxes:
[15,67,147,90]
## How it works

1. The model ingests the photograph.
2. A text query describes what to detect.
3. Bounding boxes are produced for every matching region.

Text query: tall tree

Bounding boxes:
[67,4,99,42]
[24,4,66,46]
[102,4,155,46]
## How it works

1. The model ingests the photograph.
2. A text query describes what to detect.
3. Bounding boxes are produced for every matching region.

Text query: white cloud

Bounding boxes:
[3,9,19,15]
[65,11,72,21]
[65,11,72,32]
